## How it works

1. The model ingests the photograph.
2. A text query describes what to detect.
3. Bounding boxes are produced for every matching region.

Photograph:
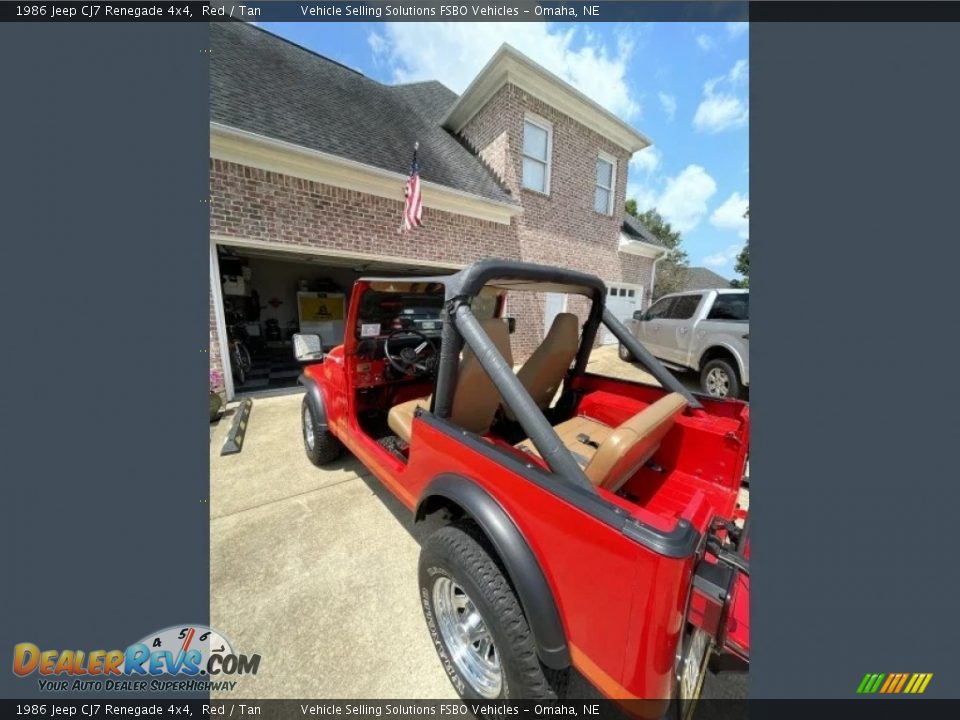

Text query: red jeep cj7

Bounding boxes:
[295,260,749,711]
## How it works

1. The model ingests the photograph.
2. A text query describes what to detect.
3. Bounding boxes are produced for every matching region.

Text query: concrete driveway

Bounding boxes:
[210,352,746,701]
[586,344,703,395]
[210,393,458,698]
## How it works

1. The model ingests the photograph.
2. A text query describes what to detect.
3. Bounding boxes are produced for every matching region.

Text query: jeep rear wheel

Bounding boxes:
[419,521,567,700]
[301,397,342,466]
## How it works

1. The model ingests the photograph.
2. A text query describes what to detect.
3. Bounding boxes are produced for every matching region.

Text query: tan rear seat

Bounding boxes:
[515,392,687,493]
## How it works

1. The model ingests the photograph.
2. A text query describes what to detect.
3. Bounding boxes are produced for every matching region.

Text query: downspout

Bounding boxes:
[648,248,667,307]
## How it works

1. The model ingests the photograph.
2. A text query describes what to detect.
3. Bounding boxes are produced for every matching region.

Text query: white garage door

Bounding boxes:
[602,282,642,344]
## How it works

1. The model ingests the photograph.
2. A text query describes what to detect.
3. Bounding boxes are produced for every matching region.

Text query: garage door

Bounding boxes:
[602,282,642,344]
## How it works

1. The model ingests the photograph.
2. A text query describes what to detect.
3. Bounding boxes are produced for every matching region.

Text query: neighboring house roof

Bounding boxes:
[621,213,666,248]
[444,44,651,154]
[678,267,733,290]
[210,22,515,205]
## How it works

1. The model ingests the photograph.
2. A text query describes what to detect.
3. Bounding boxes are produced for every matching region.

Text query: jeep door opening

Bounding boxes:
[297,258,750,711]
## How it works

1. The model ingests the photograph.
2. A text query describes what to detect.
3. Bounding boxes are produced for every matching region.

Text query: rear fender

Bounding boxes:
[415,474,570,670]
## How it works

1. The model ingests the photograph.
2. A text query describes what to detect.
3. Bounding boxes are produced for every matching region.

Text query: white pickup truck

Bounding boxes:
[621,288,749,399]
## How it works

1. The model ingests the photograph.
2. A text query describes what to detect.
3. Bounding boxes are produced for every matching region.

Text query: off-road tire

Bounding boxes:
[419,521,568,700]
[700,358,742,399]
[302,396,342,466]
[618,342,635,362]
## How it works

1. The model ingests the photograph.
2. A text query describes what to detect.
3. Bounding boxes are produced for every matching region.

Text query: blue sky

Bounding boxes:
[259,21,749,279]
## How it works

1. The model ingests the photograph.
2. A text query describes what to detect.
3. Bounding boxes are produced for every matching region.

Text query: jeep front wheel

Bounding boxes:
[301,396,342,466]
[419,522,566,700]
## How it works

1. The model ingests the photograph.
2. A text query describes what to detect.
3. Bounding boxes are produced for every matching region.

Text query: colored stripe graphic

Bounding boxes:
[858,673,933,694]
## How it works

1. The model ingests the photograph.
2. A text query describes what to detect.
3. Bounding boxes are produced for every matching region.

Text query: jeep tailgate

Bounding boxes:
[688,524,750,662]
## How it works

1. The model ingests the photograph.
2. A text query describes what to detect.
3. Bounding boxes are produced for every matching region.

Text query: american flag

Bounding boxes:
[400,143,422,232]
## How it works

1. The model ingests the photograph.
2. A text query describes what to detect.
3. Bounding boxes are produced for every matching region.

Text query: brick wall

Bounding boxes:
[461,84,636,357]
[619,252,657,308]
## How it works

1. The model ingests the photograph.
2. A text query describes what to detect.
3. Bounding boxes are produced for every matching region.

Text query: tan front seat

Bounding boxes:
[506,312,579,420]
[387,318,513,442]
[515,392,687,493]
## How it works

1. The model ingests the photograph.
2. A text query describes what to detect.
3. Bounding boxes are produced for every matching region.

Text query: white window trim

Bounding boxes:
[595,151,617,216]
[522,113,553,195]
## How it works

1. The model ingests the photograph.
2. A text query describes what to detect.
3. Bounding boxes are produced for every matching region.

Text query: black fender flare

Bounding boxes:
[415,474,570,669]
[298,374,328,429]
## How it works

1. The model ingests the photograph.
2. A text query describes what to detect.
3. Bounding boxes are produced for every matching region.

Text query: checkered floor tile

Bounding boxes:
[234,349,302,392]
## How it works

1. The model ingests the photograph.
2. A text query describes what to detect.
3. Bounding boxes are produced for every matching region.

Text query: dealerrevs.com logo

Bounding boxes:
[12,625,260,693]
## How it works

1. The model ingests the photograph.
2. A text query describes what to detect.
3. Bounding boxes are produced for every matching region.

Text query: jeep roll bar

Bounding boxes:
[426,259,702,493]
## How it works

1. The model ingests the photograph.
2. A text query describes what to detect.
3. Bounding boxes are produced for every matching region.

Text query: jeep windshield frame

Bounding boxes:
[359,258,702,493]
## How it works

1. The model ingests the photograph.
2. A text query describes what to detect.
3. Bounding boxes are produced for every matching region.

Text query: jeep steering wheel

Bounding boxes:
[384,329,437,377]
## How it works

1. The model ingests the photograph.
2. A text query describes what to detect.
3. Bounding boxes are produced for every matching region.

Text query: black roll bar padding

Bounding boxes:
[431,304,463,419]
[453,304,595,492]
[601,307,703,410]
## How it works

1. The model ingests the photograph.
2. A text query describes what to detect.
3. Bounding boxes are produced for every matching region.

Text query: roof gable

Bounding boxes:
[444,44,651,154]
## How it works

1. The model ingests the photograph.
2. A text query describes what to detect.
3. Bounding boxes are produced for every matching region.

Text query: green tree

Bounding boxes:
[730,242,749,288]
[625,204,689,298]
[730,206,749,288]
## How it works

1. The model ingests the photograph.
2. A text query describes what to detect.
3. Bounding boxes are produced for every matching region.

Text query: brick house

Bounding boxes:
[210,23,666,398]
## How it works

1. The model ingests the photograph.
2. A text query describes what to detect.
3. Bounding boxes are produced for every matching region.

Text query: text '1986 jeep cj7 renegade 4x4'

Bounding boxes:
[296,260,749,715]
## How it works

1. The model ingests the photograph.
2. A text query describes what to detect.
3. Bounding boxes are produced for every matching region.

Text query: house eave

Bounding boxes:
[210,122,522,225]
[619,233,667,259]
[443,44,651,154]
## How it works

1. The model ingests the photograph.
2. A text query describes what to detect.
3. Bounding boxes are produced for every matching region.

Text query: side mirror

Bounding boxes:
[293,333,324,362]
[506,317,517,334]
[633,310,646,321]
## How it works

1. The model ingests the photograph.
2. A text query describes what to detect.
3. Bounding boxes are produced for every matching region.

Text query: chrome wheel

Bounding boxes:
[675,627,711,719]
[303,404,315,451]
[432,577,502,698]
[705,366,731,397]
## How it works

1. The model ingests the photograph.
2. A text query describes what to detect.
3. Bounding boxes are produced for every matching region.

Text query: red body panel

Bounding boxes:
[302,282,750,699]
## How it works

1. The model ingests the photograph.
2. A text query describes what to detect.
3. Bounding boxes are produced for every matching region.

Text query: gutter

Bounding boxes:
[210,122,522,223]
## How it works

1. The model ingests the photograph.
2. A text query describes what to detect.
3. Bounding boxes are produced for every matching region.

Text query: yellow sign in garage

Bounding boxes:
[298,293,345,322]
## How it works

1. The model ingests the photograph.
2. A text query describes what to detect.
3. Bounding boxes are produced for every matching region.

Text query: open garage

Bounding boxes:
[210,240,459,398]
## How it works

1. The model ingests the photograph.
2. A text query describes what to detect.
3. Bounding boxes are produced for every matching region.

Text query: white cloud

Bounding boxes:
[726,22,749,39]
[630,146,661,175]
[703,243,744,269]
[628,165,717,234]
[710,192,750,238]
[367,31,387,58]
[626,182,658,213]
[658,92,677,122]
[696,34,716,52]
[368,23,641,120]
[693,59,749,133]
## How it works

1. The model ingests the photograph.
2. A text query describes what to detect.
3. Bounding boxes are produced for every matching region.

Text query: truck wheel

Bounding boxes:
[419,522,567,700]
[618,342,635,362]
[301,397,342,466]
[700,358,741,399]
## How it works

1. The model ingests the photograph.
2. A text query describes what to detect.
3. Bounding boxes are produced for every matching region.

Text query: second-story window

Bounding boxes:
[522,115,552,194]
[595,153,616,215]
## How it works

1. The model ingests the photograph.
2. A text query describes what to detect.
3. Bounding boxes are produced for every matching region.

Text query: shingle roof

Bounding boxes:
[211,23,515,205]
[621,213,666,248]
[679,267,732,290]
